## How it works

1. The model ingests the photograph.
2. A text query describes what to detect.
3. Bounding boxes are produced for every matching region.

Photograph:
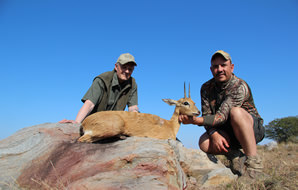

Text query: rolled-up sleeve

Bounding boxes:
[127,83,138,107]
[81,78,104,105]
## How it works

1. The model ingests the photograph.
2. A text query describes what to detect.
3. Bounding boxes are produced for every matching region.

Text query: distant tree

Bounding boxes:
[265,116,298,143]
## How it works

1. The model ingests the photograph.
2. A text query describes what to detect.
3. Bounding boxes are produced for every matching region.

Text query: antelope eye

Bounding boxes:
[183,102,189,106]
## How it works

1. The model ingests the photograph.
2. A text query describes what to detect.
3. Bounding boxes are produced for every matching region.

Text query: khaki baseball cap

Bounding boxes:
[211,50,232,62]
[117,53,137,66]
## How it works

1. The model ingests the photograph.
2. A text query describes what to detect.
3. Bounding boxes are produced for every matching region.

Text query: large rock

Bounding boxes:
[0,123,236,190]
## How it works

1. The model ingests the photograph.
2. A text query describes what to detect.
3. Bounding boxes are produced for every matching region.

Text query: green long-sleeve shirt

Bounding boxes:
[201,74,263,129]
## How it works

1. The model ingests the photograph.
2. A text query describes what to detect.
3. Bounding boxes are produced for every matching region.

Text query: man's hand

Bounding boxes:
[178,114,195,124]
[128,105,139,112]
[59,119,79,124]
[210,132,230,153]
[179,114,203,126]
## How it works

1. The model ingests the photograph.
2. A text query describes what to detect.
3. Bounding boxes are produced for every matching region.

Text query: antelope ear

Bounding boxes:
[162,99,178,106]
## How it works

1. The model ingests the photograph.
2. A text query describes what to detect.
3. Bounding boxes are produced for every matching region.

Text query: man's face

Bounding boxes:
[210,56,234,83]
[115,62,135,83]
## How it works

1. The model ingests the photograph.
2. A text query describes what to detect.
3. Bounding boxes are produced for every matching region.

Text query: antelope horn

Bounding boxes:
[189,83,191,98]
[184,82,186,98]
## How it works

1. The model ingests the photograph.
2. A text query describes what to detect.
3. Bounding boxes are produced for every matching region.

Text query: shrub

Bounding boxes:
[265,116,298,143]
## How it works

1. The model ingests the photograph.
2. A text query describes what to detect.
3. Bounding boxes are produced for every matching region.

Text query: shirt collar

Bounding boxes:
[111,72,120,88]
[111,72,130,89]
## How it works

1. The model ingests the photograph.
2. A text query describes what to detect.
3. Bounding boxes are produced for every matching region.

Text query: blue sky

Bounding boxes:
[0,0,297,148]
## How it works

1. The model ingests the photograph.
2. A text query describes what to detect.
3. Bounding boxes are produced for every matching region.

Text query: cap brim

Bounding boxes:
[211,52,231,61]
[119,61,137,66]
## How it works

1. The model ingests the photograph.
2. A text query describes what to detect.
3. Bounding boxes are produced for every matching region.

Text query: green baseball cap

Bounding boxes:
[117,53,137,66]
[211,50,232,62]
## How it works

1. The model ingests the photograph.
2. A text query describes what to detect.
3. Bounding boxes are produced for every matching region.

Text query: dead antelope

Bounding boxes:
[78,84,200,142]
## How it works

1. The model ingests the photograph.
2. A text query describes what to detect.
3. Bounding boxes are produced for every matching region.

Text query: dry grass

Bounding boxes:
[218,143,298,190]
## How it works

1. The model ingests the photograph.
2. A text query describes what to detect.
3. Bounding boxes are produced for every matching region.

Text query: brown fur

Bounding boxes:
[78,96,200,143]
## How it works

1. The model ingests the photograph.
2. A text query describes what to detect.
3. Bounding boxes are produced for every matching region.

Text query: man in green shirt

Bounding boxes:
[179,50,265,178]
[60,53,139,124]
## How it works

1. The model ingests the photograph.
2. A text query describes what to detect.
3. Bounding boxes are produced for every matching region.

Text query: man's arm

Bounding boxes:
[202,82,249,128]
[60,78,104,124]
[74,99,95,123]
[59,100,95,124]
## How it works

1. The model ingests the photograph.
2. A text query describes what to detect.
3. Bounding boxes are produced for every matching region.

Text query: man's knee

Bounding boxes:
[230,107,253,125]
[199,133,209,153]
[230,107,245,118]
